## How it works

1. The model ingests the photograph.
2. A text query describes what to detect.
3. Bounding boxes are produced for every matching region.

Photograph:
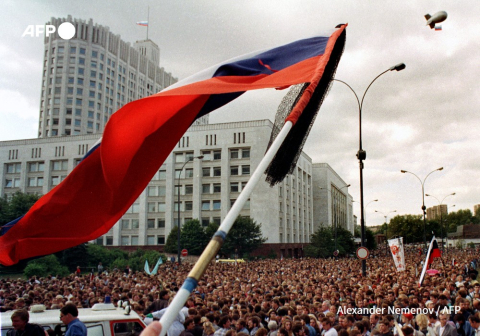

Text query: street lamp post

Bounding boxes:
[334,63,405,276]
[425,192,455,251]
[400,167,443,249]
[375,210,397,255]
[176,155,203,264]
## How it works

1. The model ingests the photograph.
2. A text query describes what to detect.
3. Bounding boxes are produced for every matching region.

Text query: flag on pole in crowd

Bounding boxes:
[0,25,347,266]
[136,21,148,26]
[418,236,442,286]
[144,257,163,275]
[388,237,406,271]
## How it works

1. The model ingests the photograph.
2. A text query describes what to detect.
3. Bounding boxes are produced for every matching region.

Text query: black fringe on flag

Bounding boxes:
[264,29,346,186]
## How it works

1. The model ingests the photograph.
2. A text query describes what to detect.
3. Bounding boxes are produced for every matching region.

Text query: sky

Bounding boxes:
[1,0,479,227]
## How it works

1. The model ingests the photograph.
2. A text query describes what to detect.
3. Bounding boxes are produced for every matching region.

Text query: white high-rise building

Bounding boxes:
[38,16,182,138]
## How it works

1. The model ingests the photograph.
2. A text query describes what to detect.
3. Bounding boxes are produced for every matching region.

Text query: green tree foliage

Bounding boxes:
[205,222,219,239]
[336,227,355,255]
[305,226,355,258]
[114,249,165,272]
[305,227,334,258]
[58,244,88,272]
[0,191,41,226]
[24,255,69,278]
[180,219,208,255]
[445,209,478,232]
[365,228,377,250]
[86,244,128,269]
[221,217,267,257]
[164,226,179,254]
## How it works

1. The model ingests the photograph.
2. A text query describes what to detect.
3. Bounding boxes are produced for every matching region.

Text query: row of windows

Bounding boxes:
[174,149,250,162]
[5,161,67,174]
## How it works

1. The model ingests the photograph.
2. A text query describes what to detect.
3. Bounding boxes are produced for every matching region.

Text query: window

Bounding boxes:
[242,165,250,175]
[230,182,239,193]
[230,149,239,159]
[175,153,184,163]
[148,186,158,196]
[213,150,221,160]
[202,218,210,227]
[202,184,210,194]
[202,167,211,177]
[158,202,166,212]
[132,219,139,229]
[242,149,250,158]
[121,219,129,229]
[6,163,21,173]
[147,202,156,212]
[158,186,166,196]
[159,170,166,179]
[147,219,155,228]
[131,236,139,245]
[121,236,129,246]
[213,167,221,177]
[213,183,221,193]
[185,201,193,211]
[185,185,193,194]
[157,236,165,245]
[147,236,155,245]
[185,168,193,178]
[202,201,210,211]
[52,160,68,171]
[28,162,44,172]
[185,152,194,161]
[213,200,221,210]
[230,166,239,176]
[158,219,165,228]
[202,151,211,160]
[106,236,113,245]
[174,202,181,212]
[213,217,221,225]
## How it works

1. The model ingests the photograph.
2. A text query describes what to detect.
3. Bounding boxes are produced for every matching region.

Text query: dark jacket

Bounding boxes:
[144,299,169,314]
[7,323,45,336]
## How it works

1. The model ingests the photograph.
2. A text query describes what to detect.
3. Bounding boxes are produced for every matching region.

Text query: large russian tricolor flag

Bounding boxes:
[0,25,346,265]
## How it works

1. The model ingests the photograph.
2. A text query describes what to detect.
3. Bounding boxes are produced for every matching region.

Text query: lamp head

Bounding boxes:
[390,63,406,71]
[197,155,204,159]
[374,199,378,202]
[451,192,456,196]
[400,170,407,173]
[346,184,351,187]
[425,194,431,196]
[437,167,444,171]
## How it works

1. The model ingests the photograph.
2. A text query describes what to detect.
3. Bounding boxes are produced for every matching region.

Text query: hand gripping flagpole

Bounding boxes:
[158,120,293,336]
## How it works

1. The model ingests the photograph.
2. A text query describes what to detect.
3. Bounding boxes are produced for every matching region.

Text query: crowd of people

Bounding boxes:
[1,246,480,336]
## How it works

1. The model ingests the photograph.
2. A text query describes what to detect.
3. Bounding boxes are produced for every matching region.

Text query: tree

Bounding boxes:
[180,219,208,255]
[58,243,88,272]
[388,214,424,244]
[164,226,179,254]
[0,191,41,227]
[205,222,219,239]
[365,228,377,250]
[24,255,69,278]
[305,227,334,258]
[336,227,355,255]
[221,216,267,257]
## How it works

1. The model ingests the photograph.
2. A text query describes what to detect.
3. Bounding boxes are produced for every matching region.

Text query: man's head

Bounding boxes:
[401,327,414,336]
[438,313,448,327]
[378,320,389,334]
[11,309,29,331]
[184,318,195,330]
[469,315,480,330]
[321,317,331,331]
[219,316,231,329]
[60,303,79,325]
[159,290,169,300]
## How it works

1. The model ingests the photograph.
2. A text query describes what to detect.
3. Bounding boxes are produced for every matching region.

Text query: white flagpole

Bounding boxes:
[158,121,293,336]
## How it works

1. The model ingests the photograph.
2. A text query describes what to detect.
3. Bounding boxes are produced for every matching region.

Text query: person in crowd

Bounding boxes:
[60,303,87,336]
[7,309,45,336]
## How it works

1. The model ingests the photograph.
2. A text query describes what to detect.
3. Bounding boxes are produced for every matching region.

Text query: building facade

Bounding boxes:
[1,120,319,255]
[312,163,353,233]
